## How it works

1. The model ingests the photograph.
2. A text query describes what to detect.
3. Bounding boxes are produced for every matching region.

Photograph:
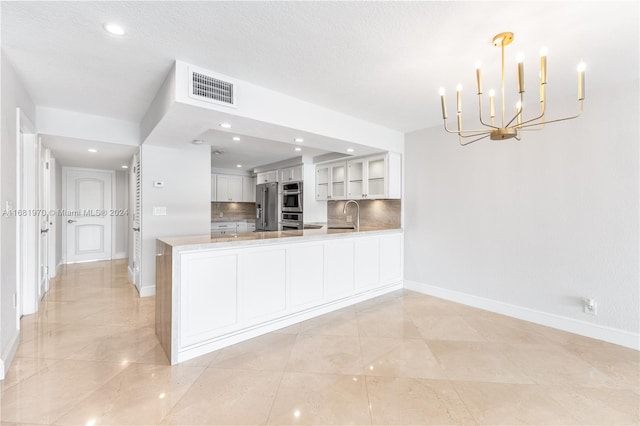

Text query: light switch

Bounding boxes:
[153,206,167,216]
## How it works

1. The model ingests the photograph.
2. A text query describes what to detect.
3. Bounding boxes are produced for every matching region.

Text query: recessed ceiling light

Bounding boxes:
[294,138,304,143]
[294,147,302,152]
[219,123,232,129]
[192,139,204,145]
[346,148,355,153]
[232,136,241,141]
[121,165,129,169]
[104,23,125,36]
[88,148,98,153]
[236,164,242,168]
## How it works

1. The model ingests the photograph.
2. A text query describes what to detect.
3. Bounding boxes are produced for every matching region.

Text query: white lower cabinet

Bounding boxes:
[180,250,240,347]
[289,243,324,309]
[324,239,354,298]
[242,247,287,325]
[354,237,380,289]
[174,231,403,363]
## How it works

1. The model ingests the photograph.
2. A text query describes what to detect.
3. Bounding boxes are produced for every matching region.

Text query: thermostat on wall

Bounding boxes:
[153,181,165,188]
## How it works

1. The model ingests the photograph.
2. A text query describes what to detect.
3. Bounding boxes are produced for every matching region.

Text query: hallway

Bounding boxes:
[0,260,638,425]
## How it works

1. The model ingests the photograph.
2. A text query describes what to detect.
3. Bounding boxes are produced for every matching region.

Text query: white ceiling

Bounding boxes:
[42,135,139,170]
[2,1,638,164]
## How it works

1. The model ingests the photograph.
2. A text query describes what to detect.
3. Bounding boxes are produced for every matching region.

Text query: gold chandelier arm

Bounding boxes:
[477,94,499,129]
[459,134,490,146]
[518,100,583,129]
[443,119,493,137]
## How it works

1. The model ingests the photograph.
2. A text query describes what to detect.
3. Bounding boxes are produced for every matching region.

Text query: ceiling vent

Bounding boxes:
[188,67,237,108]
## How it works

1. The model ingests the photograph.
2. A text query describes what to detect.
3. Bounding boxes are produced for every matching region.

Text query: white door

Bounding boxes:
[65,168,113,263]
[132,156,141,289]
[38,142,50,298]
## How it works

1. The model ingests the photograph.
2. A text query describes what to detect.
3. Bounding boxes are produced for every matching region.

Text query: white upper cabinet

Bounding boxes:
[215,175,243,202]
[315,162,346,200]
[242,176,256,202]
[256,170,278,184]
[346,152,401,199]
[279,165,304,182]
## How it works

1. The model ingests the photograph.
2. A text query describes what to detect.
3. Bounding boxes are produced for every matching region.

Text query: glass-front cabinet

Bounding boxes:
[317,152,401,201]
[315,162,346,200]
[347,155,387,199]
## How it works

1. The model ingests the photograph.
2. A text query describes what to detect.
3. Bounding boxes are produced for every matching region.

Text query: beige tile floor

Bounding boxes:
[1,259,638,425]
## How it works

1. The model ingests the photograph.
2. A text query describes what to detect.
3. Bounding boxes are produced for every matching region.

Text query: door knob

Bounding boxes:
[40,228,49,234]
[133,227,140,232]
[67,219,77,224]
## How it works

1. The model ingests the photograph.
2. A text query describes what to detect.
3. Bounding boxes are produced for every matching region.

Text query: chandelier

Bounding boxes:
[439,32,585,146]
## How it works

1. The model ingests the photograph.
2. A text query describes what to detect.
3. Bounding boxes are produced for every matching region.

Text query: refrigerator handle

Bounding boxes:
[261,187,267,228]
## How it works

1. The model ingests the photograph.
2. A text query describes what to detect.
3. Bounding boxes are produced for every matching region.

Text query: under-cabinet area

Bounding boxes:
[155,227,403,365]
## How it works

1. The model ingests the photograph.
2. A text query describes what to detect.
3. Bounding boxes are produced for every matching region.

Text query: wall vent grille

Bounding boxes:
[189,69,236,107]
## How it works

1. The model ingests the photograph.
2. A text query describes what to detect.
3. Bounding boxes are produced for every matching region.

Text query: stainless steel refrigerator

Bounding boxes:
[255,182,279,231]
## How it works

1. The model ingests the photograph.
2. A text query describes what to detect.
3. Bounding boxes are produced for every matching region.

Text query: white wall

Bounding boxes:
[139,144,211,296]
[0,53,37,378]
[404,82,639,348]
[55,160,63,268]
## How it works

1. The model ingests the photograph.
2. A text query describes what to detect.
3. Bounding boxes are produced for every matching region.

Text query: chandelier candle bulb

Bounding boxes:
[475,61,482,94]
[439,88,448,119]
[516,54,525,93]
[540,48,548,84]
[489,89,496,118]
[577,62,586,100]
[456,84,462,113]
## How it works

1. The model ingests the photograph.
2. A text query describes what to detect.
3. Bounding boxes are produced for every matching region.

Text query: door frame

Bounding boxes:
[61,166,116,264]
[16,107,39,317]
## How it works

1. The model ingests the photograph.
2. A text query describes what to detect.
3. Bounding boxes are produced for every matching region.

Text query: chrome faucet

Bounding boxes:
[343,200,360,230]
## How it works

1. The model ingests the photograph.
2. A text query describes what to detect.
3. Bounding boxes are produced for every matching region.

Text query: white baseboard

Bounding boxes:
[138,286,156,298]
[404,280,639,351]
[0,330,20,380]
[113,252,127,260]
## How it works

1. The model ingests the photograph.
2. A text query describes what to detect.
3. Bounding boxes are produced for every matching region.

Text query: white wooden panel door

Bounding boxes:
[242,247,287,324]
[289,244,324,309]
[65,168,113,263]
[38,144,51,299]
[324,239,354,298]
[354,237,380,290]
[180,250,240,347]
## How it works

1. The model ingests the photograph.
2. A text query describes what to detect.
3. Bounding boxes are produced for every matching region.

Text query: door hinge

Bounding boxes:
[45,162,49,170]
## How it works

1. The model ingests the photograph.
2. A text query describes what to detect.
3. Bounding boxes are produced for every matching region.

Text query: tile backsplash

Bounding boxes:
[211,202,256,222]
[327,199,401,228]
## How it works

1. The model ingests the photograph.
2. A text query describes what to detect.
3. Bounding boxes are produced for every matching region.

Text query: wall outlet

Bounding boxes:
[219,212,223,218]
[584,298,597,315]
[347,215,353,222]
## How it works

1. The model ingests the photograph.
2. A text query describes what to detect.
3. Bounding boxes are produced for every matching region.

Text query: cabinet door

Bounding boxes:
[228,176,243,201]
[242,247,287,325]
[365,156,387,199]
[324,239,354,298]
[279,168,291,182]
[211,174,217,201]
[289,244,324,309]
[215,175,229,201]
[291,165,304,181]
[347,161,364,199]
[180,250,240,347]
[354,237,380,290]
[316,166,329,200]
[242,177,256,202]
[380,234,403,283]
[331,163,346,200]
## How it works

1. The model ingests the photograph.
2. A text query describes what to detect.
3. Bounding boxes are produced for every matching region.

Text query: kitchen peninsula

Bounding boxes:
[155,225,403,365]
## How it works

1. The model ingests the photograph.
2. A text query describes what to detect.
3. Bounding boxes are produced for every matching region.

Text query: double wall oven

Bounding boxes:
[281,181,303,230]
